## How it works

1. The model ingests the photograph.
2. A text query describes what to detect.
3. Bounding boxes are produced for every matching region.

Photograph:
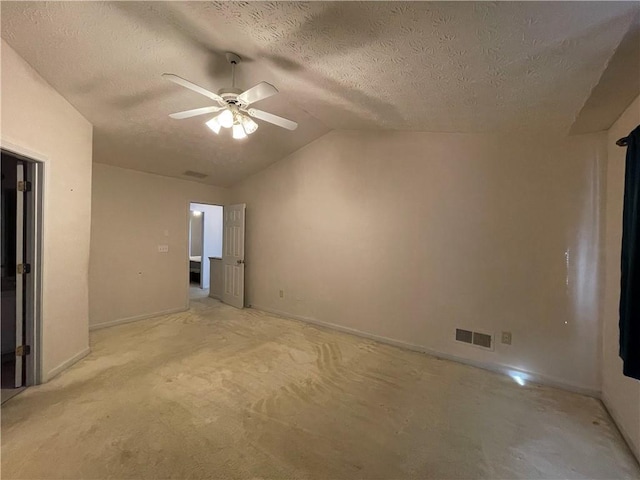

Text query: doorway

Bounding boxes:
[1,148,43,404]
[188,203,223,302]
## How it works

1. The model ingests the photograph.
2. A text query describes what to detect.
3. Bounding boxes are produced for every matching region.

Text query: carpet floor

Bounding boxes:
[2,297,638,479]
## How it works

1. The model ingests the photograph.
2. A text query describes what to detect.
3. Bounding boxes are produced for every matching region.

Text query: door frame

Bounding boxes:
[1,140,45,387]
[199,211,206,290]
[185,201,223,306]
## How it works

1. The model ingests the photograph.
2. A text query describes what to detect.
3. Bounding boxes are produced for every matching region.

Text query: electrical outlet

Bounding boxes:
[279,289,284,298]
[501,331,512,345]
[158,245,169,253]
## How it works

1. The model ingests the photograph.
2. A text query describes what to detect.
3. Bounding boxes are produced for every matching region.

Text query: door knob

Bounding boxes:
[237,259,245,264]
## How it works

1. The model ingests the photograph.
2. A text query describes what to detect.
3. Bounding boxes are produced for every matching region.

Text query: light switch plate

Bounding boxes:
[158,245,169,253]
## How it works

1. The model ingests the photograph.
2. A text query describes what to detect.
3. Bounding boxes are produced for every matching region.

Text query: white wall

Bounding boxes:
[231,130,607,393]
[602,95,640,460]
[190,203,223,289]
[189,211,203,257]
[1,39,93,380]
[89,164,227,329]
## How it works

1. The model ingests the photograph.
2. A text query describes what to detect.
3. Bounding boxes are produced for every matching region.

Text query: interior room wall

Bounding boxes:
[190,203,223,289]
[89,164,227,329]
[1,40,93,381]
[189,211,203,257]
[230,130,607,393]
[602,95,640,460]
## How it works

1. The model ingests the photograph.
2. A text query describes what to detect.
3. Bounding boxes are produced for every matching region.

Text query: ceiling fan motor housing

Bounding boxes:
[218,88,243,105]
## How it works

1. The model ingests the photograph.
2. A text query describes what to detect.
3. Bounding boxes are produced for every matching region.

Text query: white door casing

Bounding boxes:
[222,204,245,309]
[199,212,206,290]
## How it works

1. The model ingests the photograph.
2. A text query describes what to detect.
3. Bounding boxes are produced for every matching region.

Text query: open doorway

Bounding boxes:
[188,203,223,303]
[1,148,43,404]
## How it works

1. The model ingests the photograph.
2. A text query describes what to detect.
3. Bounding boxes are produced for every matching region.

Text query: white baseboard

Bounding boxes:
[602,392,640,463]
[44,346,90,382]
[251,304,601,398]
[89,307,187,331]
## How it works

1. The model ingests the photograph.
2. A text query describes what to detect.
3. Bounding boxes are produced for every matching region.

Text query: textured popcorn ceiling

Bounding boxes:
[1,1,637,186]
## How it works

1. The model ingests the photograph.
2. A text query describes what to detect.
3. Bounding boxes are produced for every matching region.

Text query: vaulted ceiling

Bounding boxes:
[1,2,638,186]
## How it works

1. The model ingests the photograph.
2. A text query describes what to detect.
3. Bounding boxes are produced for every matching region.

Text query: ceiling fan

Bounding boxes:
[163,53,297,140]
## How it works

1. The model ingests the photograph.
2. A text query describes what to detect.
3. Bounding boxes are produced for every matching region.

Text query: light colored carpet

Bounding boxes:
[2,297,638,479]
[189,285,209,299]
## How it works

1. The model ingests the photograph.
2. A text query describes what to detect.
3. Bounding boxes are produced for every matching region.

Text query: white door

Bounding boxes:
[15,163,25,388]
[222,204,245,308]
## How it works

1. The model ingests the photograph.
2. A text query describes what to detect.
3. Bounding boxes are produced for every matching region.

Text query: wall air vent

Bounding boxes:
[455,328,473,344]
[455,328,493,350]
[183,170,208,179]
[472,332,492,349]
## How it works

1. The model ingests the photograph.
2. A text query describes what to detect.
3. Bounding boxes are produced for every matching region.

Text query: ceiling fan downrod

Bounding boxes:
[226,52,241,89]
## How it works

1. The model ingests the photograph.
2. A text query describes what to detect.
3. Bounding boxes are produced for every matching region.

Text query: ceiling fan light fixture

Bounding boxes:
[241,116,259,134]
[205,116,222,134]
[164,55,298,139]
[232,123,247,140]
[217,109,234,129]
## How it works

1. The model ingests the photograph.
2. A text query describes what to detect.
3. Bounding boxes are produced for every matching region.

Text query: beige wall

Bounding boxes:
[602,95,640,459]
[231,130,607,393]
[1,40,93,380]
[89,164,227,329]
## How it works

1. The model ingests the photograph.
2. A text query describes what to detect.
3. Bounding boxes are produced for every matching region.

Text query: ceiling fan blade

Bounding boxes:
[169,106,225,120]
[247,108,298,131]
[162,73,226,106]
[237,82,278,106]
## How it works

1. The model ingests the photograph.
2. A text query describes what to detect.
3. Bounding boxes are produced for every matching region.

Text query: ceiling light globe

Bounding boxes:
[217,109,234,128]
[242,116,259,134]
[205,117,221,134]
[232,123,247,140]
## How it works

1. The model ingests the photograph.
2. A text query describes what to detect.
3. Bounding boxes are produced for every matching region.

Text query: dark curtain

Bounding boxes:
[620,125,640,380]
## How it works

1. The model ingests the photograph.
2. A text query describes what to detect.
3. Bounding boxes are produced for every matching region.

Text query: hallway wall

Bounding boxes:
[190,203,223,289]
[90,164,227,329]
